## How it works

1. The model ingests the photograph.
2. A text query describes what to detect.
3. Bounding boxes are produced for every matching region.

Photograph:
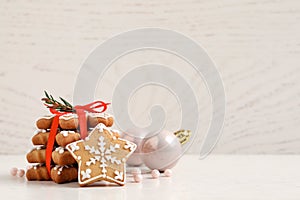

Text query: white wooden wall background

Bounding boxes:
[0,0,299,154]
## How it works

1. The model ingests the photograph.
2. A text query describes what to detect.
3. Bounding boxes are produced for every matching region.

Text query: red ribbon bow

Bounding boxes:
[45,101,110,175]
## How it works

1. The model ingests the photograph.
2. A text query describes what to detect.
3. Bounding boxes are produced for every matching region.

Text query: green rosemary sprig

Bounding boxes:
[42,91,74,112]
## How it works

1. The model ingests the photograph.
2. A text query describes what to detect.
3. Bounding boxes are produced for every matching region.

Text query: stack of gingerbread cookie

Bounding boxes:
[26,112,114,184]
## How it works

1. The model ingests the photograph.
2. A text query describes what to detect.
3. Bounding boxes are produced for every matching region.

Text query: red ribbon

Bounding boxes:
[45,101,110,175]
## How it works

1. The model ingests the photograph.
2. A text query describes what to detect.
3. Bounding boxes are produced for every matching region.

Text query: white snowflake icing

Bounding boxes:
[60,113,78,120]
[60,130,75,137]
[96,124,106,132]
[68,143,80,152]
[54,165,69,175]
[86,156,100,166]
[81,169,91,180]
[114,170,123,180]
[111,129,120,134]
[55,147,65,154]
[83,135,122,175]
[34,129,46,134]
[36,146,42,150]
[124,141,136,151]
[95,123,114,134]
[57,168,63,175]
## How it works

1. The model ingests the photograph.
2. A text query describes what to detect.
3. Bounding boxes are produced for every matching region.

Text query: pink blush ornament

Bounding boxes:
[142,130,182,171]
[151,169,160,179]
[17,169,25,177]
[164,169,172,177]
[133,174,143,183]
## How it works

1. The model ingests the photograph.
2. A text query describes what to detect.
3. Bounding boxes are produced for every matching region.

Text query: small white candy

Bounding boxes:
[164,169,172,177]
[151,169,160,179]
[17,169,25,177]
[10,167,18,176]
[133,174,143,183]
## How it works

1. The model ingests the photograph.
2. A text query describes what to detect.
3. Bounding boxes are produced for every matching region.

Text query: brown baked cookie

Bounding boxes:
[88,128,119,138]
[50,165,78,184]
[59,114,79,130]
[56,131,81,147]
[111,130,120,138]
[87,113,114,128]
[66,123,136,186]
[26,147,46,163]
[52,147,76,165]
[26,164,51,181]
[36,115,55,129]
[32,130,50,145]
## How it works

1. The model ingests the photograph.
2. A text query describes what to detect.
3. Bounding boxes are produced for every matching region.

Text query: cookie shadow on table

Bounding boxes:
[62,181,125,188]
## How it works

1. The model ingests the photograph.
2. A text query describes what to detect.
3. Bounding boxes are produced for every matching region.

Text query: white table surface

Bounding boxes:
[0,155,299,200]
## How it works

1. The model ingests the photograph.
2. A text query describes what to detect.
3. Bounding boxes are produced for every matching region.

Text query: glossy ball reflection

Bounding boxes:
[121,128,148,166]
[141,130,182,171]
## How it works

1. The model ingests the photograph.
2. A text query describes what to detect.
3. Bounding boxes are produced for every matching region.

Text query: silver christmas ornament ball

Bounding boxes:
[141,130,182,171]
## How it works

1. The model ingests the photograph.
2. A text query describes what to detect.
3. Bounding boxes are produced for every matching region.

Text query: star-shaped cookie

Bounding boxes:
[66,123,136,186]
